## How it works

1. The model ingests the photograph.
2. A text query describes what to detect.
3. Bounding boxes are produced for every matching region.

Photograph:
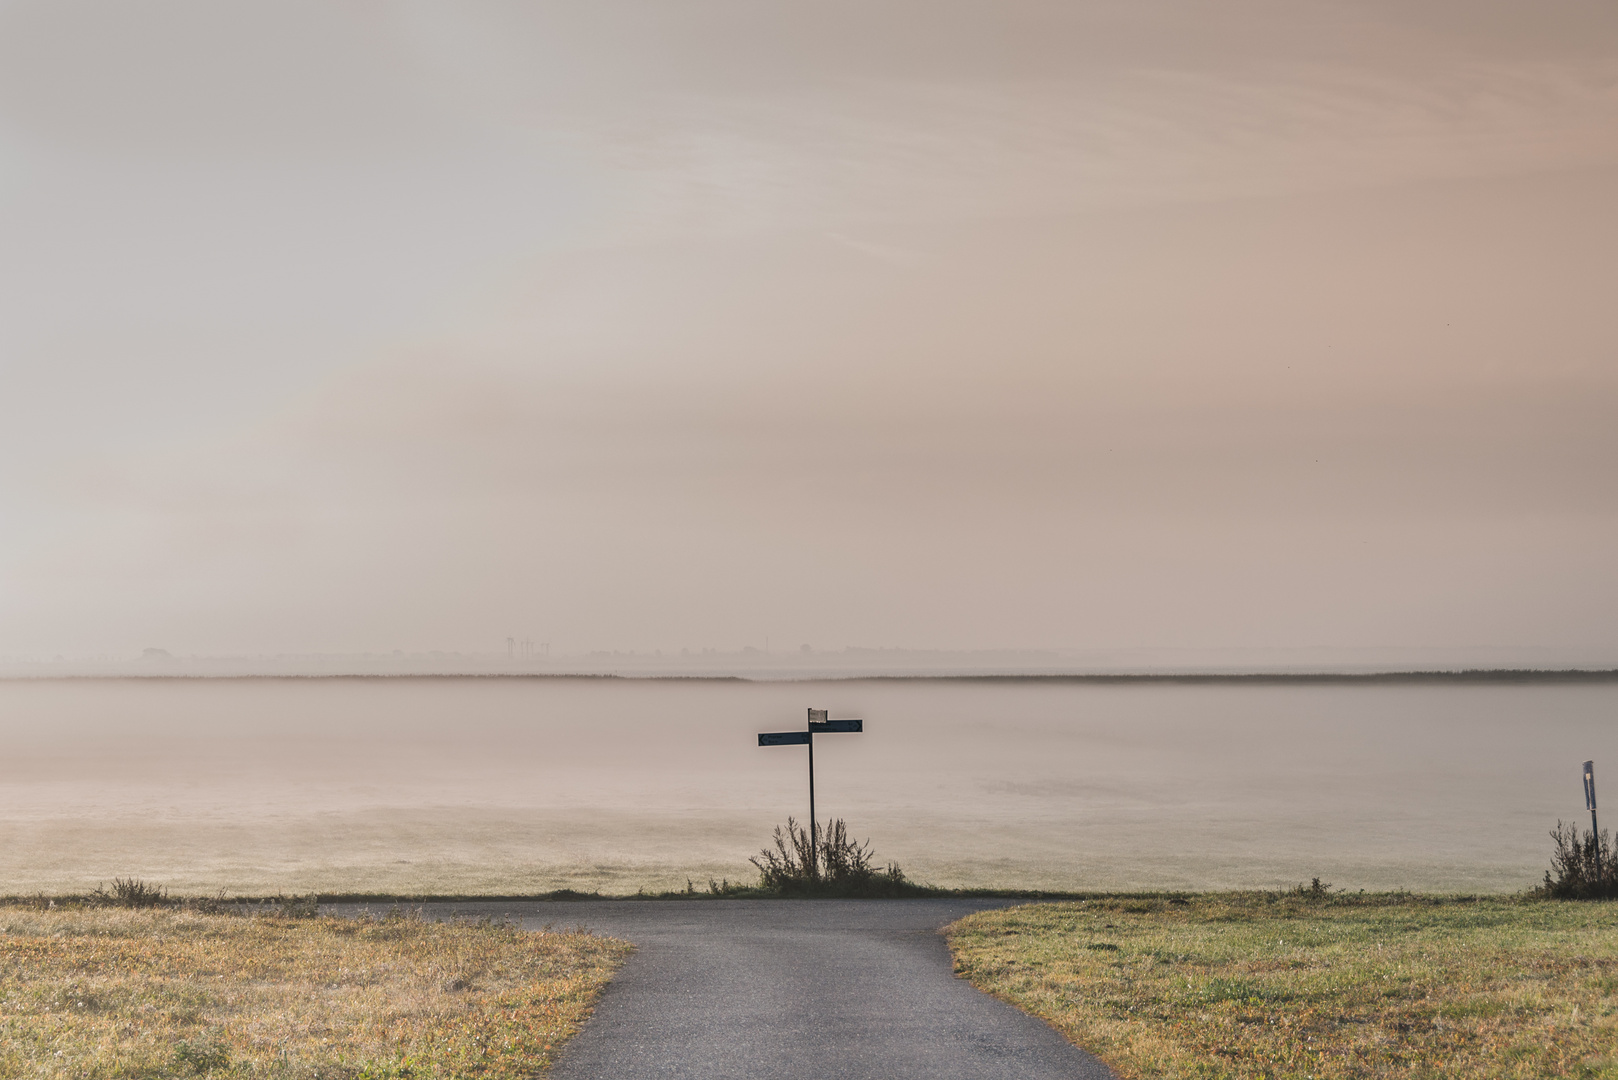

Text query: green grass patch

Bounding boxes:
[947,892,1618,1079]
[0,903,630,1079]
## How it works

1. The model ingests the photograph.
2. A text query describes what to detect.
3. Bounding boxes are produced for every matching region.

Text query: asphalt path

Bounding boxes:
[404,899,1118,1080]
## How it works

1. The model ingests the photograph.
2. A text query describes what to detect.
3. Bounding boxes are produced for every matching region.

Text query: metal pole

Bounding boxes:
[1595,807,1603,889]
[1585,761,1600,887]
[807,709,817,879]
[1594,806,1602,887]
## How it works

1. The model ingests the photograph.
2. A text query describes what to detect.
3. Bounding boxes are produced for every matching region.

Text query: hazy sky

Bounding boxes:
[2,1,1616,659]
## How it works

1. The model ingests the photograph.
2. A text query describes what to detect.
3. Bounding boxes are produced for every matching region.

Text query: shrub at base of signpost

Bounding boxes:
[748,818,924,897]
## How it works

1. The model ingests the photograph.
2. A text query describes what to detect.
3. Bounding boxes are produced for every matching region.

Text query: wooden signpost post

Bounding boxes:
[758,708,863,877]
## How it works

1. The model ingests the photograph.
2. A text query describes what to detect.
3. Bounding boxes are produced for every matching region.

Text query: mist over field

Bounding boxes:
[2,676,1613,895]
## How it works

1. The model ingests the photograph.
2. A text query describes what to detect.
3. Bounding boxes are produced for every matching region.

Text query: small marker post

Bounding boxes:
[1585,760,1600,884]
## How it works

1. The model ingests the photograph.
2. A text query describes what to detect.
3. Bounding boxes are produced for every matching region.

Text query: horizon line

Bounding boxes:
[4,667,1617,684]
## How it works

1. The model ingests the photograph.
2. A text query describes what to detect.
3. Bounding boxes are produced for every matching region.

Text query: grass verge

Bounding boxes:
[947,892,1618,1080]
[0,903,630,1079]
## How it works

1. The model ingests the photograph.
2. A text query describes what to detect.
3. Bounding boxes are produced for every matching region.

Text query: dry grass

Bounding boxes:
[947,893,1618,1080]
[0,904,631,1079]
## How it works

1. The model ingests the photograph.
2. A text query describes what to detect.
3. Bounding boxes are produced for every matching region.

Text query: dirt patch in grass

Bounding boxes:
[0,904,630,1079]
[947,893,1618,1079]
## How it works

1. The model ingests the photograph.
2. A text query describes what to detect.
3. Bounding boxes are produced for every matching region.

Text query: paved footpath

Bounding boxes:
[410,898,1118,1080]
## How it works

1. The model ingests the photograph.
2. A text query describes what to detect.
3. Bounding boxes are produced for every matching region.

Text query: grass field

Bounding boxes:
[0,903,630,1080]
[947,892,1618,1080]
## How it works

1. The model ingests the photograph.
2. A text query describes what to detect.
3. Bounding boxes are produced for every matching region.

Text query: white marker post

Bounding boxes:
[758,708,863,878]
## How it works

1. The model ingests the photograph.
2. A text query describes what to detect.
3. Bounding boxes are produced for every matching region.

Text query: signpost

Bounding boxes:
[758,708,864,877]
[1586,760,1600,883]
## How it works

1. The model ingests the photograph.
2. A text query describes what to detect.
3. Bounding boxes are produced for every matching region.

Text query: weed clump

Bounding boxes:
[170,1035,230,1074]
[749,818,919,897]
[1538,820,1617,899]
[90,878,169,908]
[1287,877,1333,901]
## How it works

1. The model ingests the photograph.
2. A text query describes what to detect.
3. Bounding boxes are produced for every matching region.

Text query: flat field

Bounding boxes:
[0,904,630,1080]
[947,893,1618,1080]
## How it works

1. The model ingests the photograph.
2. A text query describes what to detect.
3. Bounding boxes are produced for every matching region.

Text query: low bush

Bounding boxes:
[90,877,169,908]
[749,817,923,897]
[1288,876,1333,900]
[1539,820,1617,899]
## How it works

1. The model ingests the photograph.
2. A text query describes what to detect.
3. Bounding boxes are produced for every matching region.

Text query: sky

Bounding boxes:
[2,0,1616,661]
